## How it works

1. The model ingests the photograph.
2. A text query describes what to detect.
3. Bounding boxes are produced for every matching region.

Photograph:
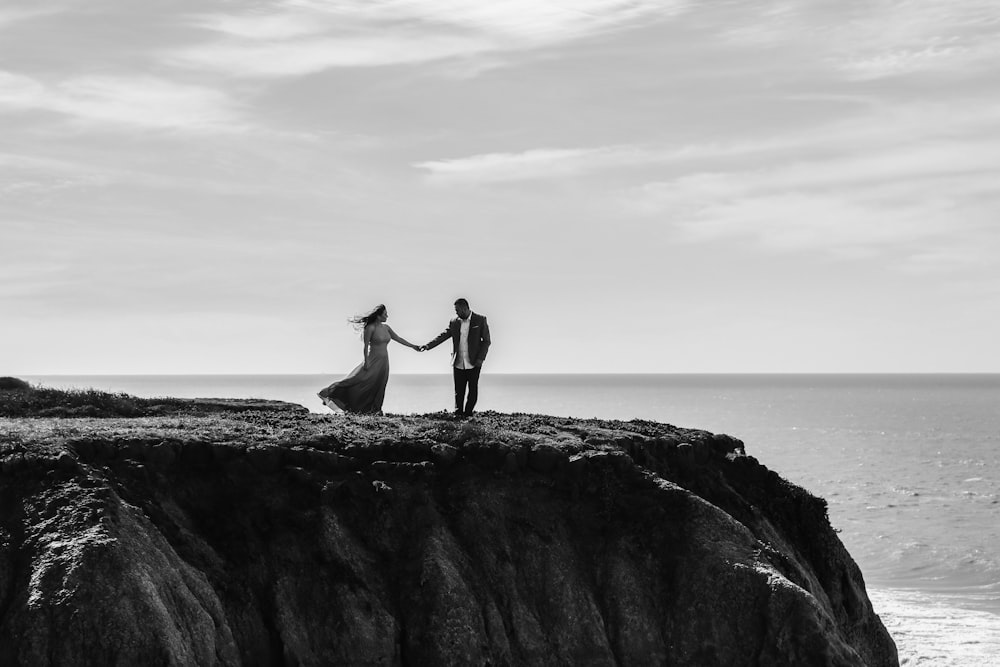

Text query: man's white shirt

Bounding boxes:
[455,315,474,369]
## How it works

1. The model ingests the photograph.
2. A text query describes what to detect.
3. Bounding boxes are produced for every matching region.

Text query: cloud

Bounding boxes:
[668,192,951,256]
[415,146,646,184]
[627,134,1000,267]
[0,152,115,197]
[191,10,333,40]
[413,140,792,185]
[169,33,496,76]
[899,247,994,274]
[169,0,689,77]
[838,43,967,79]
[718,0,1000,80]
[0,6,58,30]
[609,93,1000,270]
[279,0,685,42]
[835,36,998,80]
[0,71,244,130]
[843,3,1000,79]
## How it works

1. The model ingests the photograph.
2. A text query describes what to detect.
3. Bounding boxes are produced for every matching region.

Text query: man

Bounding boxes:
[421,298,491,418]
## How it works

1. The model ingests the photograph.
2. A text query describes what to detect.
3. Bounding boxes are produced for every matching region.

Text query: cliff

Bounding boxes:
[0,395,898,666]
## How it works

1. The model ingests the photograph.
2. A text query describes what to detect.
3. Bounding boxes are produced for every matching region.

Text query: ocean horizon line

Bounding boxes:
[19,371,1000,378]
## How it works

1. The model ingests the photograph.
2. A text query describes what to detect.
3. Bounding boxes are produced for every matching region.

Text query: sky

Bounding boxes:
[2,0,999,375]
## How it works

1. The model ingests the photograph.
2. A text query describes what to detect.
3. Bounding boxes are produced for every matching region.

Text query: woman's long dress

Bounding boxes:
[319,325,391,414]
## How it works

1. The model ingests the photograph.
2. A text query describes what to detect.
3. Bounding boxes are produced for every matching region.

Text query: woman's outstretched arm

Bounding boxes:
[387,326,420,350]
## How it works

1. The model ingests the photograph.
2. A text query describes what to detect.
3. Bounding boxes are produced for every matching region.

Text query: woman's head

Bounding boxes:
[350,304,386,328]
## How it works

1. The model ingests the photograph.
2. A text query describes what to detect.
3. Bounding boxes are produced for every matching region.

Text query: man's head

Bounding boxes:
[454,298,471,319]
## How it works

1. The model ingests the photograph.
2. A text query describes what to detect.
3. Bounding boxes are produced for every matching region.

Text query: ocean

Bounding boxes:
[21,373,1000,666]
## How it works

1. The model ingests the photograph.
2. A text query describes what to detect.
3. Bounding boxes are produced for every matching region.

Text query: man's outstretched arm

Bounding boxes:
[422,327,451,351]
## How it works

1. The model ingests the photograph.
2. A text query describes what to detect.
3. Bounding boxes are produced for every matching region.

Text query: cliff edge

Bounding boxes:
[0,395,898,666]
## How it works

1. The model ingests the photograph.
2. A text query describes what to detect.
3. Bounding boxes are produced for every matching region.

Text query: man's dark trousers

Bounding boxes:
[454,366,482,416]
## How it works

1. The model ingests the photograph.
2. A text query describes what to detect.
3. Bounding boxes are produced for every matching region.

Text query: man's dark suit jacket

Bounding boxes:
[426,313,491,367]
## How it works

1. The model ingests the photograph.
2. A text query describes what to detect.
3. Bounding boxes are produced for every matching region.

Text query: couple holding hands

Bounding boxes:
[318,298,491,417]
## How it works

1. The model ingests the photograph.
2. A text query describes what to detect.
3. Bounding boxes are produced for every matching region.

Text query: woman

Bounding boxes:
[318,304,419,414]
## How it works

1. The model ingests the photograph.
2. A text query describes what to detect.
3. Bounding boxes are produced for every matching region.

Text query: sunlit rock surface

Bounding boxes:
[0,402,898,666]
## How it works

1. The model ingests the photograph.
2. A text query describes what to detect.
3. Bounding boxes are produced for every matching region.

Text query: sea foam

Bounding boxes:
[869,588,1000,666]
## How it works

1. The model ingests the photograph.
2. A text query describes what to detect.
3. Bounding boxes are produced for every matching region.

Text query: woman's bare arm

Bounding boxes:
[387,325,419,350]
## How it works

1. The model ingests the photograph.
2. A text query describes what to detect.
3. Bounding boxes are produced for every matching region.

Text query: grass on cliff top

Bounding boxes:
[1,377,705,462]
[0,377,304,419]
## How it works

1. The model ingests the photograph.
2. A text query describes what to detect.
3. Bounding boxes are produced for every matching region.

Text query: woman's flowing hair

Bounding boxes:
[349,304,386,330]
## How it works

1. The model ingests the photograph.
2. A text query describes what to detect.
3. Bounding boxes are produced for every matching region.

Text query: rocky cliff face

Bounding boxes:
[0,407,898,666]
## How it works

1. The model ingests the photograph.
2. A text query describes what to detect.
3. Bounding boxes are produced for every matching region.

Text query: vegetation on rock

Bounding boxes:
[0,378,307,418]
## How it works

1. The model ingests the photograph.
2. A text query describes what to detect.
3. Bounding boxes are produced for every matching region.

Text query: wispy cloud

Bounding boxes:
[0,71,244,131]
[847,0,1000,70]
[191,10,332,40]
[837,42,975,80]
[662,191,953,257]
[413,141,790,185]
[0,6,59,30]
[0,152,119,197]
[168,33,496,77]
[169,0,689,77]
[628,135,1000,268]
[248,0,685,42]
[900,246,995,275]
[415,146,645,184]
[719,0,1000,80]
